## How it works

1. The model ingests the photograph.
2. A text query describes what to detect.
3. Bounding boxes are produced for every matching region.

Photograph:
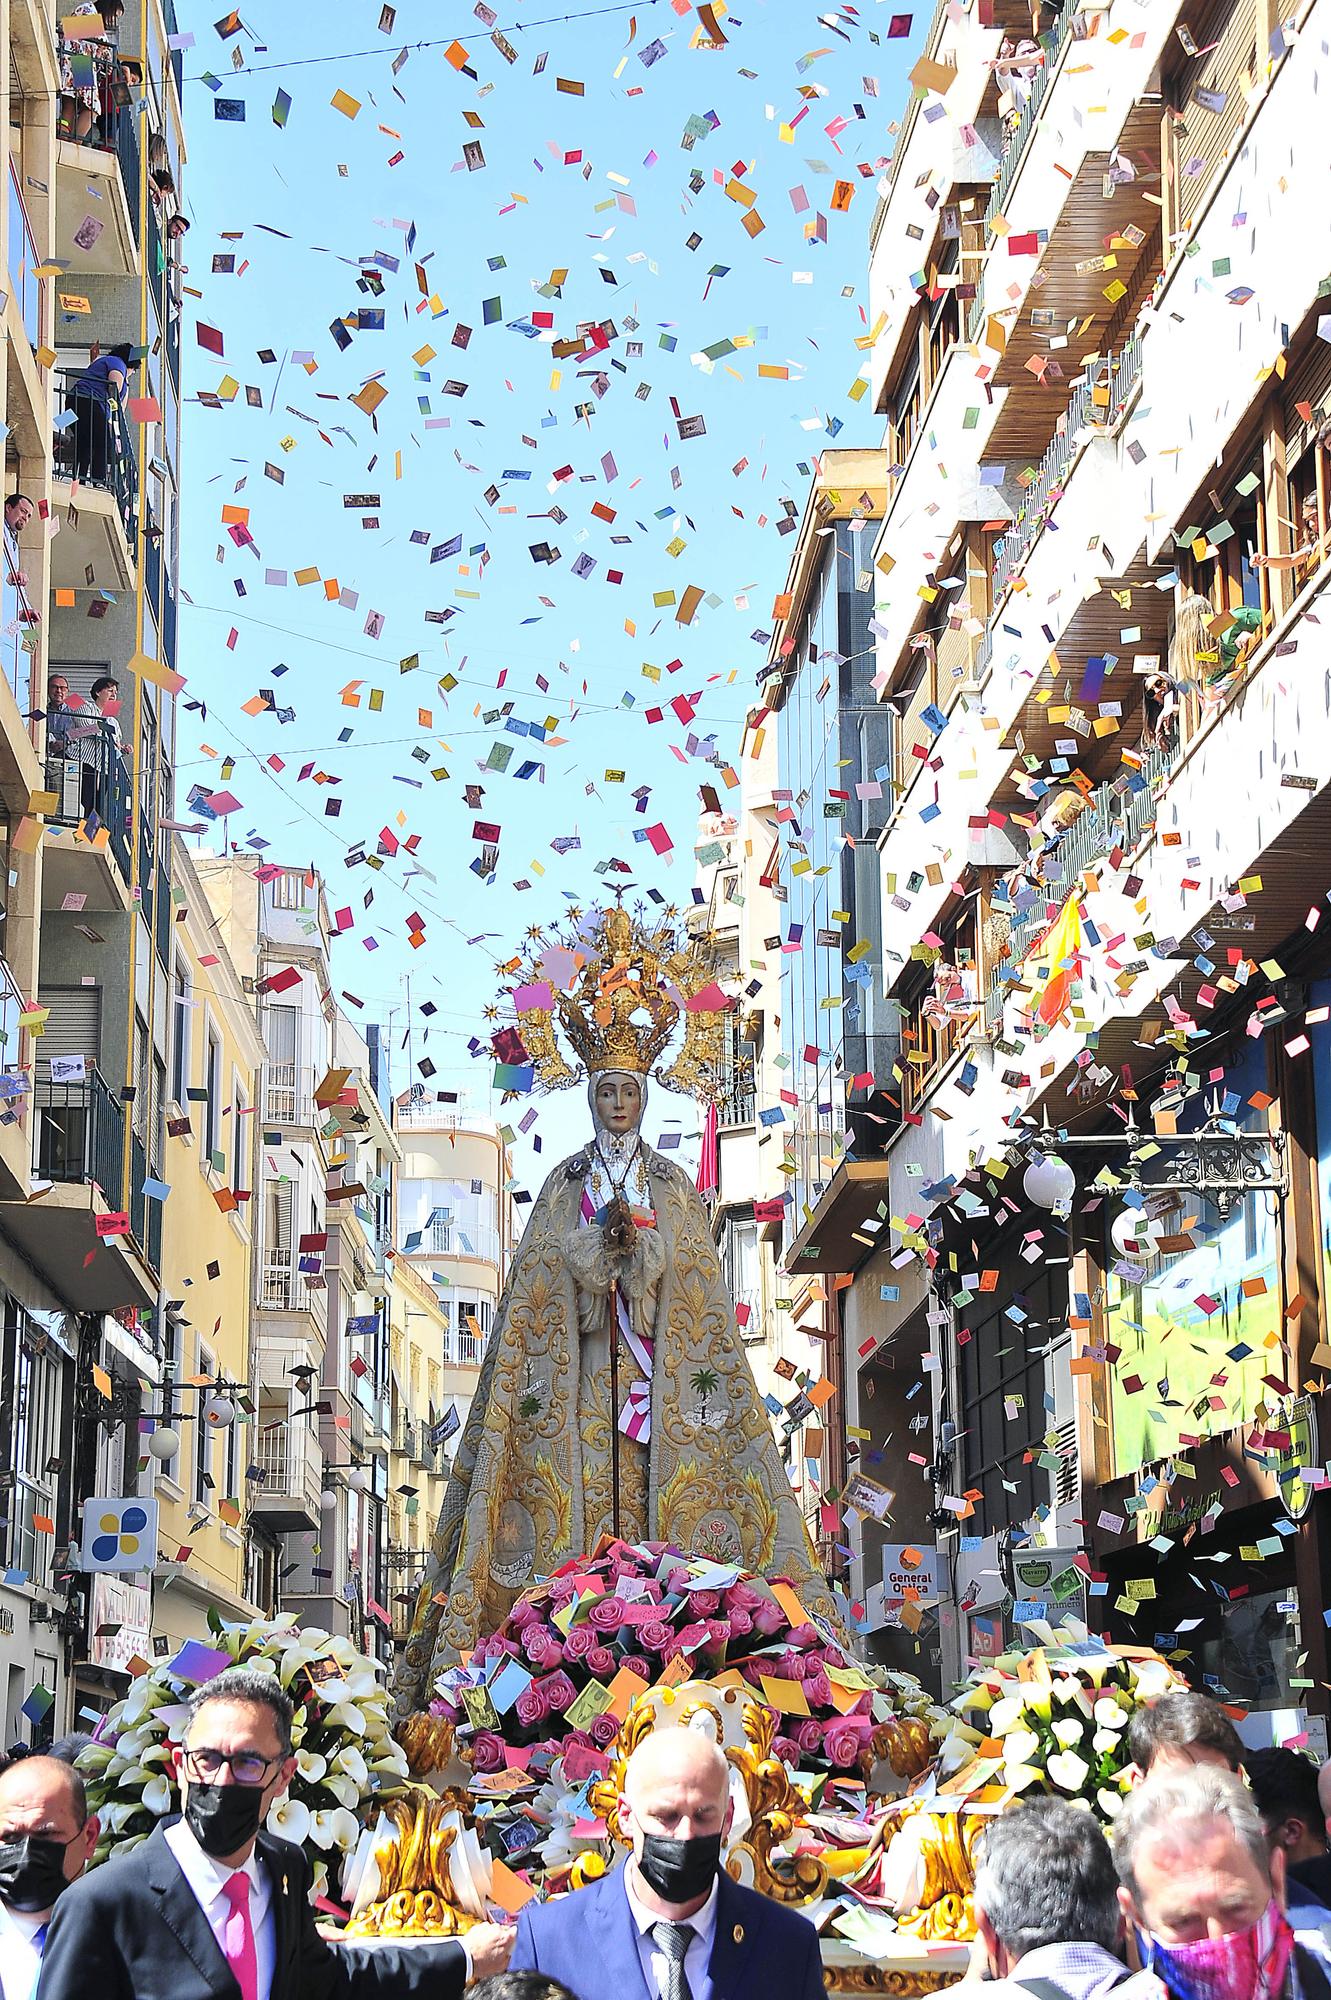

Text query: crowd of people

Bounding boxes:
[0,1673,1327,2000]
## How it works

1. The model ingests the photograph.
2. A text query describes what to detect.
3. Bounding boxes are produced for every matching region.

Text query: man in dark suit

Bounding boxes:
[37,1665,512,2000]
[509,1726,825,2000]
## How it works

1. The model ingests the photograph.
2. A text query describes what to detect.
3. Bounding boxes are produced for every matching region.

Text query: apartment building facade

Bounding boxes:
[778,0,1331,1705]
[0,0,188,1735]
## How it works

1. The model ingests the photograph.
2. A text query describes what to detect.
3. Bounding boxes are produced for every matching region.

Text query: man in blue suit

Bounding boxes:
[510,1727,825,2000]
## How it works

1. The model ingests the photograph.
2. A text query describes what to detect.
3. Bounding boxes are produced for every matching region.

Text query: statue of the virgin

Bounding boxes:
[393,903,838,1714]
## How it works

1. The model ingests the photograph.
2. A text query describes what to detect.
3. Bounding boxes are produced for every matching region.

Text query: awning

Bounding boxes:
[783,1161,892,1274]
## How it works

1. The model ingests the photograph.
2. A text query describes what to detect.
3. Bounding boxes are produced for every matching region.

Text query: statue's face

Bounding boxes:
[595,1072,643,1136]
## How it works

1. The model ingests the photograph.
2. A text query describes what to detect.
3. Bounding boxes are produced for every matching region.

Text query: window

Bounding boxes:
[194,1343,215,1506]
[958,1259,1068,1535]
[232,1073,250,1197]
[204,1025,222,1167]
[151,1056,166,1174]
[170,959,191,1105]
[160,1315,183,1482]
[132,1011,150,1142]
[11,1318,62,1590]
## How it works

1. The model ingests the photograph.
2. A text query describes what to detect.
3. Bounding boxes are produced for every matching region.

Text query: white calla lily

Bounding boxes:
[322,1774,361,1809]
[1051,1717,1084,1749]
[1094,1697,1130,1732]
[296,1749,327,1784]
[1001,1729,1041,1768]
[332,1746,368,1787]
[141,1775,174,1816]
[268,1797,311,1845]
[986,1696,1026,1737]
[308,1809,340,1851]
[1047,1750,1090,1793]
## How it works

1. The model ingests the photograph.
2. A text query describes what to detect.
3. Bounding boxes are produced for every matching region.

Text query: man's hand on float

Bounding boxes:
[467,1923,516,1980]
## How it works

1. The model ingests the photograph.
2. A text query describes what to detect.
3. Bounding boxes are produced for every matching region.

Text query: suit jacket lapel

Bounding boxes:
[704,1875,753,2000]
[587,1871,653,2000]
[256,1834,298,1980]
[144,1826,236,1999]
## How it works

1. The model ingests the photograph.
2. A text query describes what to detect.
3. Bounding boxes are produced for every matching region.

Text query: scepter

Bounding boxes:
[603,1192,637,1542]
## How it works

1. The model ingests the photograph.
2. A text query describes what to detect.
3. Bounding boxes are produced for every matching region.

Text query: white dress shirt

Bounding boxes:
[624,1865,719,2000]
[0,1900,47,2000]
[164,1819,277,2000]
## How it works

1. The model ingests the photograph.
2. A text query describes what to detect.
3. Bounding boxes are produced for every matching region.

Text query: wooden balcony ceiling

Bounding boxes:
[985,105,1162,460]
[999,547,1172,756]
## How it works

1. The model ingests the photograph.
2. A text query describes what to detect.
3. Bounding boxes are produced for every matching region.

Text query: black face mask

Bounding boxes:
[636,1830,722,1904]
[184,1782,268,1859]
[0,1834,76,1913]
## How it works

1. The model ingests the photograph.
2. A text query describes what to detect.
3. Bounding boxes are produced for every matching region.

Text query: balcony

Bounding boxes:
[415,1215,501,1266]
[41,734,133,911]
[991,336,1143,604]
[128,1130,162,1276]
[0,951,31,1200]
[0,550,43,810]
[260,1247,326,1326]
[250,1417,322,1534]
[54,36,139,276]
[5,1062,157,1308]
[264,1062,315,1127]
[50,366,138,590]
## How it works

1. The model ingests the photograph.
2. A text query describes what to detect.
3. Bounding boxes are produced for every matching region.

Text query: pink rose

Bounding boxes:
[589,1712,621,1749]
[587,1597,626,1633]
[515,1685,548,1729]
[752,1600,787,1637]
[794,1719,824,1756]
[824,1721,869,1770]
[522,1625,561,1667]
[510,1600,542,1633]
[726,1581,764,1614]
[727,1607,753,1639]
[586,1645,617,1681]
[705,1618,732,1651]
[550,1578,578,1608]
[787,1622,820,1649]
[429,1697,459,1722]
[621,1655,650,1681]
[662,1565,690,1596]
[468,1730,505,1774]
[562,1623,596,1663]
[638,1619,673,1653]
[688,1590,722,1615]
[539,1670,578,1716]
[804,1670,833,1709]
[773,1736,802,1767]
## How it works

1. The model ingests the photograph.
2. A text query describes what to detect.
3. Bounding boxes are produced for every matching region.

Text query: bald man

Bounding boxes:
[0,1756,98,2000]
[509,1728,825,2000]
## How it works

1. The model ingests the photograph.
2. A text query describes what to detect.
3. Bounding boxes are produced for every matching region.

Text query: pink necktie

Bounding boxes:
[221,1871,258,2000]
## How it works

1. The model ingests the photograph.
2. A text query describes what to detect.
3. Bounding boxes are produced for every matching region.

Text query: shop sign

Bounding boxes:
[1276,1394,1319,1521]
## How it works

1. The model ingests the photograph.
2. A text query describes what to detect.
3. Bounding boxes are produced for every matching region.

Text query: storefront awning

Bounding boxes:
[784,1160,892,1274]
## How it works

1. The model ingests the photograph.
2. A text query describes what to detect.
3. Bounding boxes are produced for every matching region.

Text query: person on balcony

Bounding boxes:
[3,495,32,591]
[78,676,123,820]
[1140,672,1181,756]
[45,677,75,760]
[69,343,132,489]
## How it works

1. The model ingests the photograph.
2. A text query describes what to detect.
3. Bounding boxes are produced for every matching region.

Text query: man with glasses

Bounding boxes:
[37,1666,512,2000]
[0,1756,98,2000]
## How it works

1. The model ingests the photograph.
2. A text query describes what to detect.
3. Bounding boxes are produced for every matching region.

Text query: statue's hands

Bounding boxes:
[466,1924,515,1980]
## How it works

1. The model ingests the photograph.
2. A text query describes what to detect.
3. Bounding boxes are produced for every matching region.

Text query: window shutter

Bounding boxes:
[35,989,102,1078]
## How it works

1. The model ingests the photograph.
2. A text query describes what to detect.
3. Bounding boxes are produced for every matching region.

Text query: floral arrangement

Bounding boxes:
[77,1613,410,1900]
[429,1538,941,1779]
[936,1643,1189,1820]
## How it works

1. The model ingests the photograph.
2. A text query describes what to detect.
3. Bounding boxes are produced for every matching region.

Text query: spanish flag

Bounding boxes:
[1031,895,1084,1028]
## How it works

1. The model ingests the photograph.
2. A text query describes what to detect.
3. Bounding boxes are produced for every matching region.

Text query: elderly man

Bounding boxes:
[0,1756,99,2000]
[510,1726,824,2000]
[960,1795,1130,1997]
[38,1665,512,2000]
[1125,1689,1244,1780]
[1112,1765,1331,2000]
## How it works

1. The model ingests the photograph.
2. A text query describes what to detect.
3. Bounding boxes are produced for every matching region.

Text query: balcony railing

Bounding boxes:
[260,1248,315,1314]
[420,1216,501,1265]
[252,1419,321,1520]
[34,1063,123,1200]
[984,10,1080,234]
[1,545,40,735]
[443,1327,485,1368]
[8,164,43,352]
[0,952,29,1114]
[45,731,132,880]
[52,366,138,547]
[991,337,1145,603]
[264,1062,315,1127]
[719,1089,756,1129]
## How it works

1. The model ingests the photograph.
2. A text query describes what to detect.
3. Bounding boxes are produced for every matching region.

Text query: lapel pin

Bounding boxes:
[733,1926,744,1944]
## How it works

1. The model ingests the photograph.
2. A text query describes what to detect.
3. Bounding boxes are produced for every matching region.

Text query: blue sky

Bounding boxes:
[174,0,914,1174]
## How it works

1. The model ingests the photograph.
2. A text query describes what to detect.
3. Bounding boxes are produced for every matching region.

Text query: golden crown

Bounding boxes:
[492,902,733,1099]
